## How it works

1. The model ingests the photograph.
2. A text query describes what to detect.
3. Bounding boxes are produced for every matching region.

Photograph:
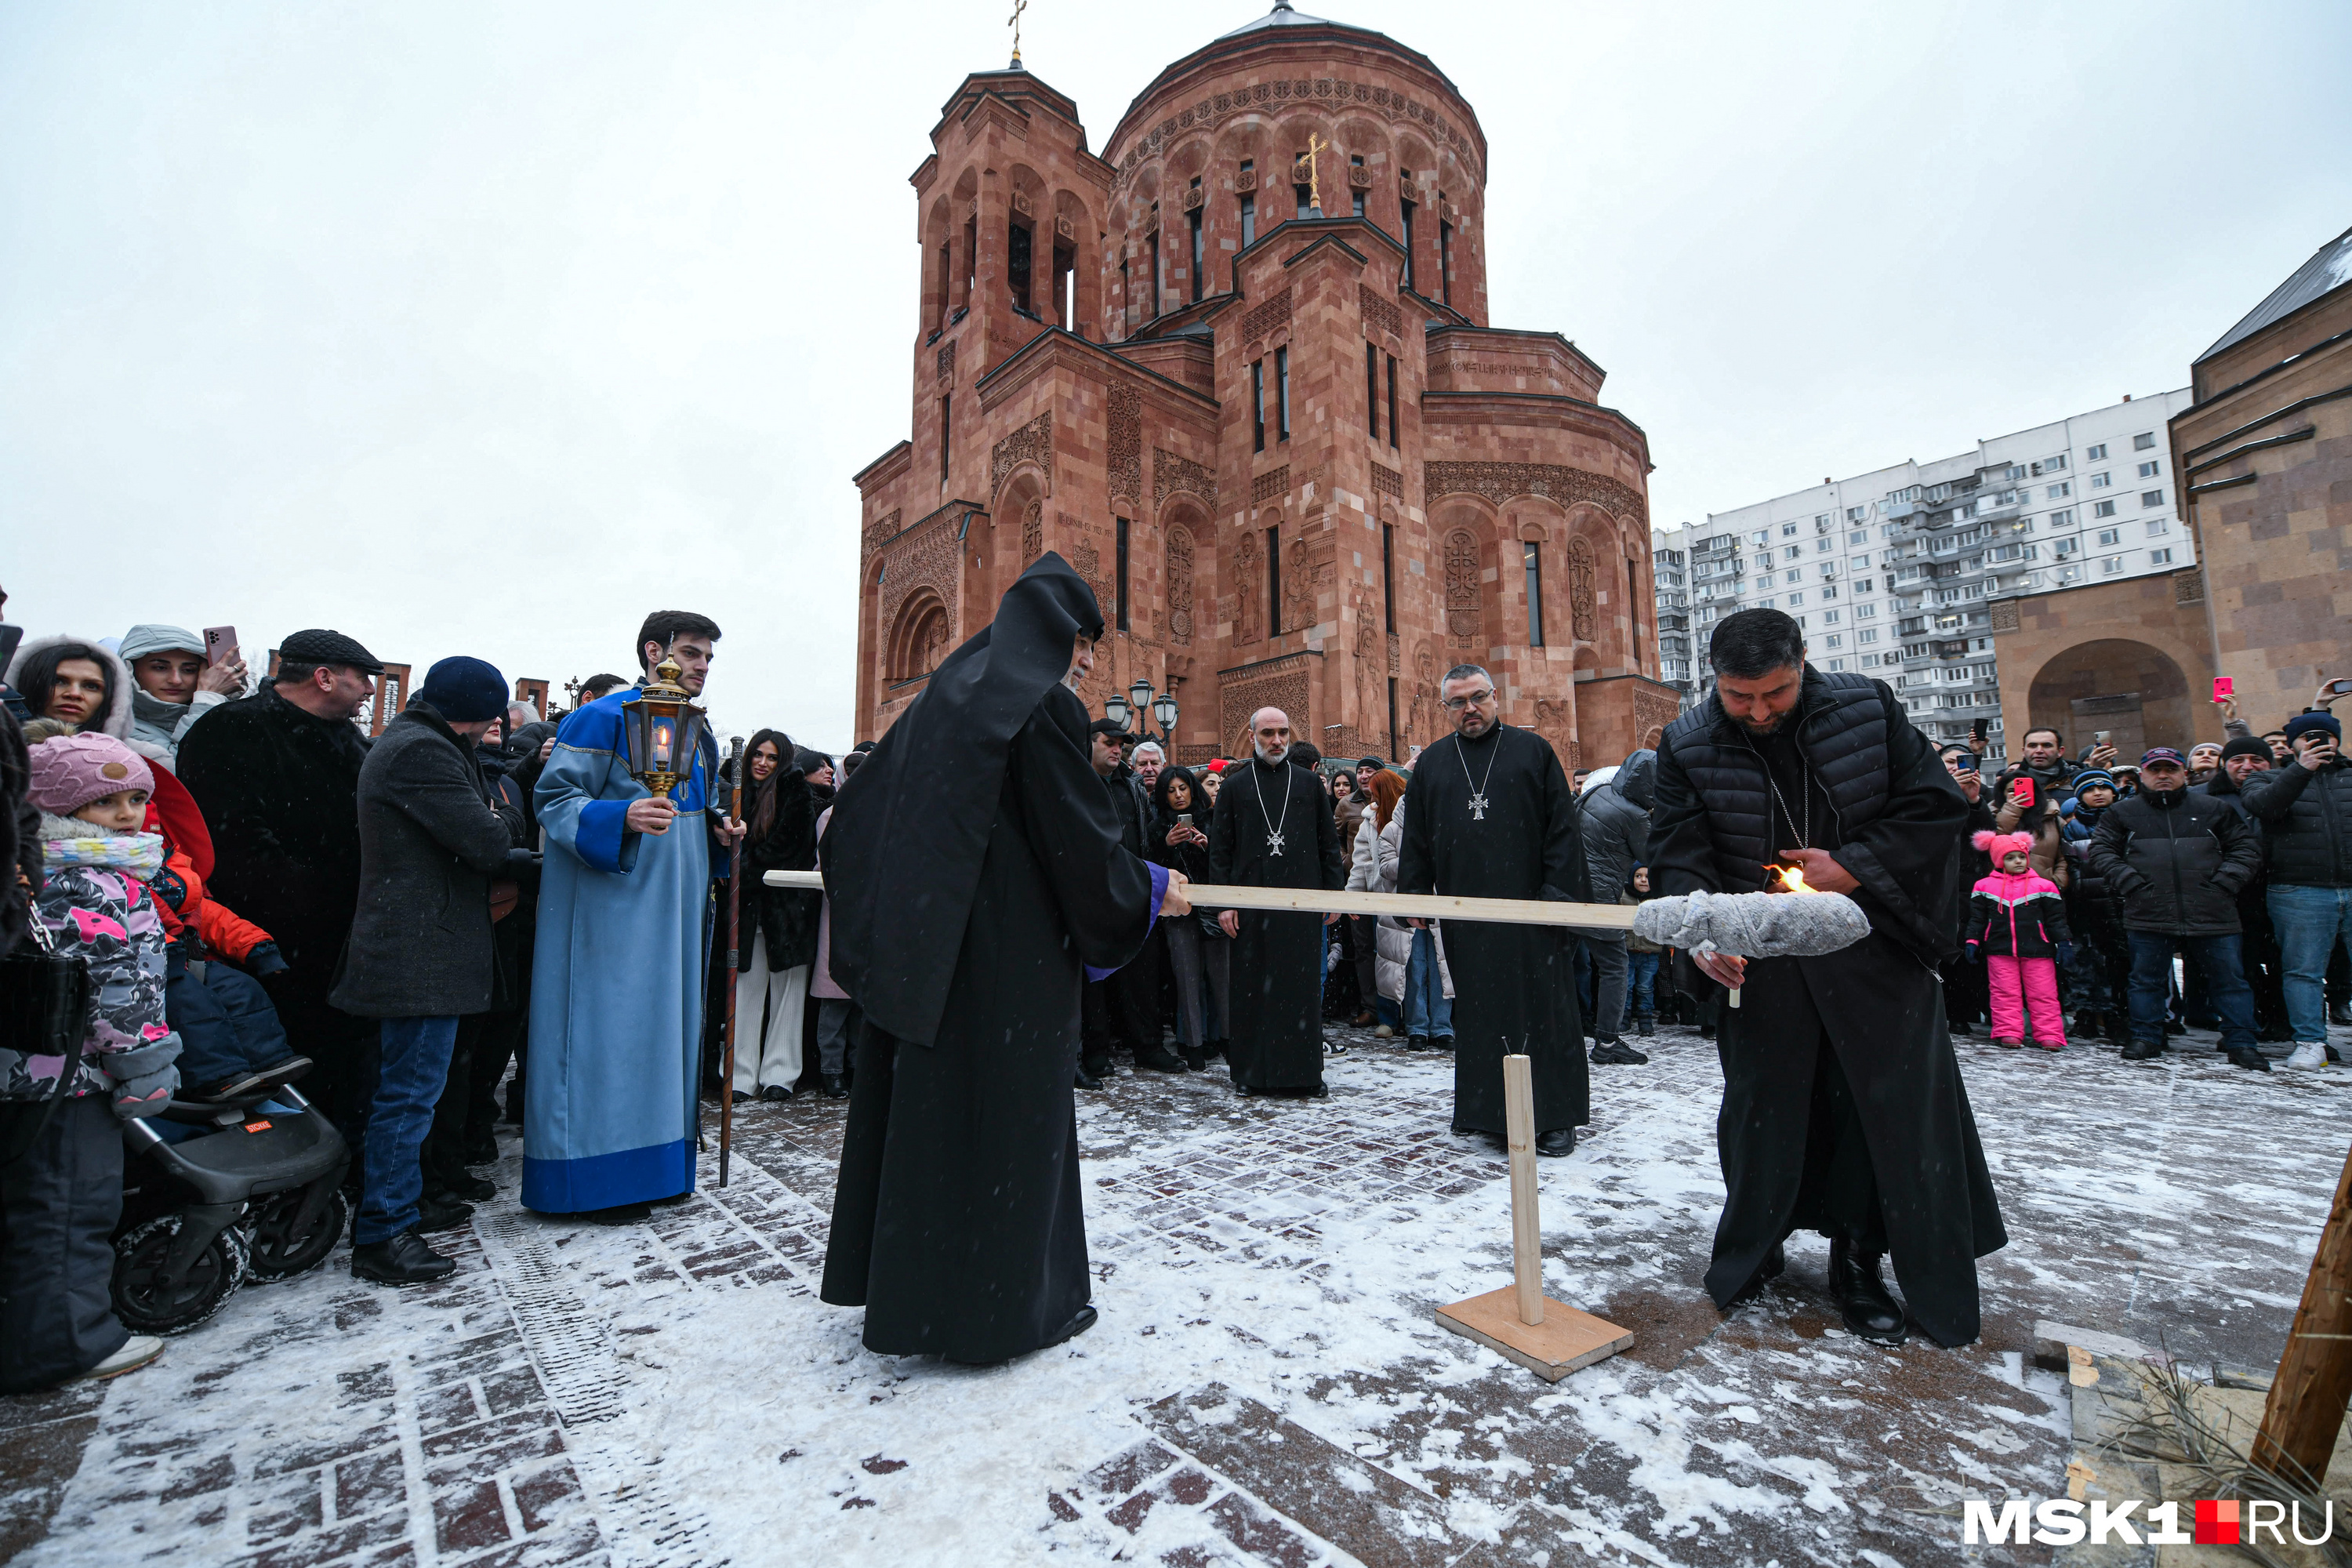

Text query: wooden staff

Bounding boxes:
[760,871,1636,931]
[719,737,744,1188]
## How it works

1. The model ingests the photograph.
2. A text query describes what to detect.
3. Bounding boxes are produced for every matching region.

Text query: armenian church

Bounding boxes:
[852,0,1676,765]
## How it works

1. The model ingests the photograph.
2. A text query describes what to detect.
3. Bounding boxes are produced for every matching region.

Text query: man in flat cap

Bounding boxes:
[178,629,387,1150]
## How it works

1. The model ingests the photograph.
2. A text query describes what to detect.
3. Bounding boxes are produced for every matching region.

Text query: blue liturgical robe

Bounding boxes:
[522,688,713,1212]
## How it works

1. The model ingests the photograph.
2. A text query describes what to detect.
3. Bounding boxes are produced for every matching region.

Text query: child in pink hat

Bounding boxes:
[1963,829,2074,1050]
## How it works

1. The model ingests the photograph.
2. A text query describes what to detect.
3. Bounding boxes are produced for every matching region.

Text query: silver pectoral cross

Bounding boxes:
[1467,792,1490,821]
[1266,829,1287,856]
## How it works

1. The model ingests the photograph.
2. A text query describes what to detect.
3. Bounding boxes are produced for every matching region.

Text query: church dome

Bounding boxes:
[1214,0,1338,40]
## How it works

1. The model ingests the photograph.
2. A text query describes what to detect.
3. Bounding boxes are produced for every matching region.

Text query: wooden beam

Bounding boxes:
[761,869,1636,931]
[2254,1137,2352,1482]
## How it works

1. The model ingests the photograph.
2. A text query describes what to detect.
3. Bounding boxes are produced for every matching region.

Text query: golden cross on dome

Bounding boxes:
[1295,132,1330,214]
[1007,0,1027,66]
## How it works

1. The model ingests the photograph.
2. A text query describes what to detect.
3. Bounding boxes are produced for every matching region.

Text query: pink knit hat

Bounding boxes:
[27,732,154,816]
[1972,829,2034,861]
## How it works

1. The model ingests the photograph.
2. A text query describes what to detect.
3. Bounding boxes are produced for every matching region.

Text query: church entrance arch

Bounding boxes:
[2025,638,2192,757]
[887,590,953,685]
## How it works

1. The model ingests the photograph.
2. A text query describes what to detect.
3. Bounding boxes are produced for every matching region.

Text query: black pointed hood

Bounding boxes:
[822,553,1106,1047]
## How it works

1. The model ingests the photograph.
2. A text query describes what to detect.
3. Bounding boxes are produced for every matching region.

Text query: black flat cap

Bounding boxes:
[1087,717,1132,740]
[278,628,384,673]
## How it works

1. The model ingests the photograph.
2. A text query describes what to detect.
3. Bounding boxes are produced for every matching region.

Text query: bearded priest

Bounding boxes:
[1208,707,1345,1097]
[1396,664,1590,1156]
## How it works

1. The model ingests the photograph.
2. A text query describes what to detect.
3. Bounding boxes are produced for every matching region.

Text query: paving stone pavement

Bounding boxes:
[5,1018,2347,1567]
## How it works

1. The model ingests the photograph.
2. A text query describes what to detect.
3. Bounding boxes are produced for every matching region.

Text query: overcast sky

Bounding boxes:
[4,1,2347,749]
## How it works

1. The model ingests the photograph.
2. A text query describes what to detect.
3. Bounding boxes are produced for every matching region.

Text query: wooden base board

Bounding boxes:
[1435,1287,1635,1382]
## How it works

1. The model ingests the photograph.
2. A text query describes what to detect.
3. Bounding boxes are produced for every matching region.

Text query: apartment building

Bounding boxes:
[1653,390,2196,760]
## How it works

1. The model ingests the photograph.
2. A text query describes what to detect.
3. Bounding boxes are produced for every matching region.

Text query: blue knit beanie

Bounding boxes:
[415,656,507,723]
[2285,711,2343,746]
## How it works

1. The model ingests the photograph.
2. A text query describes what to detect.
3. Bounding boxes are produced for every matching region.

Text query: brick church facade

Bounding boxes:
[852,2,1676,765]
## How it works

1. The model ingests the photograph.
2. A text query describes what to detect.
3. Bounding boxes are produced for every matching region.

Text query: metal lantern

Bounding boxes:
[619,655,708,799]
[1103,692,1131,728]
[1152,691,1178,731]
[1127,677,1154,718]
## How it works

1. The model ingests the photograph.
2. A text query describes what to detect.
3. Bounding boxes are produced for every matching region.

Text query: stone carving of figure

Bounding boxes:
[1236,531,1261,646]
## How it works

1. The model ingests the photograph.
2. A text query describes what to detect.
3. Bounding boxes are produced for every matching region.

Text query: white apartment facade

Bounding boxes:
[1652,389,2196,760]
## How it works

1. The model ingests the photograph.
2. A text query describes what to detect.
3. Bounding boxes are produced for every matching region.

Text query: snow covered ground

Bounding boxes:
[5,1018,2344,1567]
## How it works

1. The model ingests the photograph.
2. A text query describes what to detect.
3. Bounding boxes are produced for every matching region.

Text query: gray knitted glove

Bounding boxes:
[104,1035,183,1120]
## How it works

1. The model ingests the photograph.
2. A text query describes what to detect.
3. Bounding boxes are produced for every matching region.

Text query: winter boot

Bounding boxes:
[1828,1236,1906,1344]
[1635,1015,1656,1037]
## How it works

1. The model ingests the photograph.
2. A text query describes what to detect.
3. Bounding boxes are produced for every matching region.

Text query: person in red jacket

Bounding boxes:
[1965,831,2074,1051]
[141,764,303,1098]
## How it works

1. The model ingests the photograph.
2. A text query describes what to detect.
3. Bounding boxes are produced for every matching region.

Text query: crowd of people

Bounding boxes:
[3,576,2347,1385]
[0,610,861,1392]
[1932,695,2352,1070]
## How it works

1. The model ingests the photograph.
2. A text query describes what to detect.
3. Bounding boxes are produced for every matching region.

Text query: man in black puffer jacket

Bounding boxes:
[2088,747,2265,1069]
[1650,608,2003,1350]
[2241,712,2352,1068]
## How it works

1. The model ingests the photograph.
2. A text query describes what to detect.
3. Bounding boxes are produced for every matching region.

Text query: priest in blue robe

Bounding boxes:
[523,612,742,1222]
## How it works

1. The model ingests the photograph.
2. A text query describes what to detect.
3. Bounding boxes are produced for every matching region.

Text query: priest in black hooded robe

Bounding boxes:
[819,554,1181,1363]
[1208,706,1345,1094]
[1396,664,1590,1156]
[1646,608,2004,1348]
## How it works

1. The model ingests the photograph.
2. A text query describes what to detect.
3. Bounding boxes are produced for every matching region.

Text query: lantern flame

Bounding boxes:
[1772,864,1817,895]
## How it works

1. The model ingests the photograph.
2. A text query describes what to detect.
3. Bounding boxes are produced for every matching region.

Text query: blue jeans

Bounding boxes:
[356,1015,460,1245]
[2126,933,2255,1051]
[1405,927,1453,1040]
[1628,951,1660,1018]
[2269,886,2352,1045]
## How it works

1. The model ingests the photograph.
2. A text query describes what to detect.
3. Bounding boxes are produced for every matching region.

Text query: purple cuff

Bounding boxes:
[1086,863,1169,983]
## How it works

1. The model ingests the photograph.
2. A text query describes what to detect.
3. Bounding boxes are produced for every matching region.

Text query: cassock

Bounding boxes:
[521,688,715,1213]
[1208,754,1345,1092]
[1646,666,2006,1347]
[821,554,1165,1363]
[1396,723,1589,1136]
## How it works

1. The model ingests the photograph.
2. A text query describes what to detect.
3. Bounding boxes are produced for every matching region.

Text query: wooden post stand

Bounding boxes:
[1434,1055,1633,1382]
[2253,1136,2352,1482]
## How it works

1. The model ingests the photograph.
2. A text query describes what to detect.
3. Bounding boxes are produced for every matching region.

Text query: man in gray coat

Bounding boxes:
[1579,750,1655,1063]
[332,657,527,1284]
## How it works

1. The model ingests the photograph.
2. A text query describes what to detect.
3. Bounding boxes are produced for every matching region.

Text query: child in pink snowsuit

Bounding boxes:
[1965,830,2073,1050]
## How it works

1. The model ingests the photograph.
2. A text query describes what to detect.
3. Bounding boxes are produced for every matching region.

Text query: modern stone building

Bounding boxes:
[851,2,1675,766]
[1989,222,2352,753]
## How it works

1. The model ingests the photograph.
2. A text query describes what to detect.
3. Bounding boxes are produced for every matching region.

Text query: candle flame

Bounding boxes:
[1773,864,1816,895]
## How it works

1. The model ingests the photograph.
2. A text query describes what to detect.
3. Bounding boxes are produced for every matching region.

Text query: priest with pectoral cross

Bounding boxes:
[1396,664,1590,1156]
[1209,706,1345,1096]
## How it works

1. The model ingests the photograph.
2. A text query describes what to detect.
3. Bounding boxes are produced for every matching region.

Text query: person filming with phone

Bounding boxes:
[118,625,247,760]
[2241,712,2352,1068]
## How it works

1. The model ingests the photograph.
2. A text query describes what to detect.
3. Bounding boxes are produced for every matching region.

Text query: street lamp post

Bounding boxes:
[1105,676,1180,746]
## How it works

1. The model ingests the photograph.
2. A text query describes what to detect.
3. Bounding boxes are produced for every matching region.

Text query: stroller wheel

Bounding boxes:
[112,1215,251,1335]
[248,1186,351,1282]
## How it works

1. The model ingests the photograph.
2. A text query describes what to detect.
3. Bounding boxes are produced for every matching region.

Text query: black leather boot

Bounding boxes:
[352,1229,456,1285]
[1828,1236,1906,1344]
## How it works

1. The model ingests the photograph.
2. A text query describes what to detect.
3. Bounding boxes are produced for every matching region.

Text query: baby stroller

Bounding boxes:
[111,1063,350,1334]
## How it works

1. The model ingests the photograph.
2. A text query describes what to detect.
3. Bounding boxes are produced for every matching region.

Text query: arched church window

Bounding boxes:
[1444,528,1480,640]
